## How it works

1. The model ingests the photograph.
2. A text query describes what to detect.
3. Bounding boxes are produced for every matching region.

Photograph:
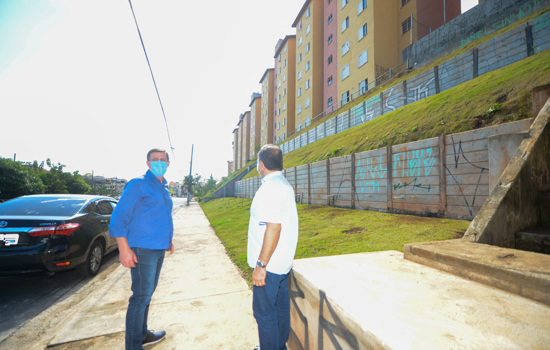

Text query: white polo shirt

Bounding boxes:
[247,171,299,275]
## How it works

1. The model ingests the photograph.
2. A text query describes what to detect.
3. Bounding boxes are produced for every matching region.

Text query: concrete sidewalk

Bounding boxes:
[47,201,258,349]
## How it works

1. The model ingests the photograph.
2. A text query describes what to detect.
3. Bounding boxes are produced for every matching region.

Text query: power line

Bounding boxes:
[127,0,175,159]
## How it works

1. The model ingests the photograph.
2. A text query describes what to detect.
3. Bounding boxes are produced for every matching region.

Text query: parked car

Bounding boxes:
[0,194,118,277]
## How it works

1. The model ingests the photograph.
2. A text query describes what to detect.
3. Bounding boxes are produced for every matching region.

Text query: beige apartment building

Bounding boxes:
[273,35,297,144]
[336,0,460,107]
[240,111,250,168]
[249,92,261,158]
[293,0,324,133]
[259,68,275,146]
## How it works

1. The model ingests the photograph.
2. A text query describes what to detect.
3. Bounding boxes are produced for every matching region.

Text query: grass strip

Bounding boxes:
[201,198,470,287]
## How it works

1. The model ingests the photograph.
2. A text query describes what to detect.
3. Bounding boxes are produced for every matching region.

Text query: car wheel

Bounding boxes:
[76,240,104,278]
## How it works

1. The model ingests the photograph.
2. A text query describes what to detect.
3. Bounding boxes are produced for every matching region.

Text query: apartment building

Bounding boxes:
[336,0,460,107]
[232,127,239,172]
[240,111,251,168]
[249,92,261,158]
[273,35,297,144]
[236,117,243,170]
[324,0,339,111]
[293,0,324,133]
[259,69,275,146]
[227,160,234,175]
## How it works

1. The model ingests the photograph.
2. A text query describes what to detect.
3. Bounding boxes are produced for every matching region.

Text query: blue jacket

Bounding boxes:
[109,170,173,249]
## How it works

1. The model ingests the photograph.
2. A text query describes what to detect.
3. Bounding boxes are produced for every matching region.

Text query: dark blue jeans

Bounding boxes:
[253,271,290,350]
[126,248,165,350]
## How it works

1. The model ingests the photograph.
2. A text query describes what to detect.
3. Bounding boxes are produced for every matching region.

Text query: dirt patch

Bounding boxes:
[342,227,366,234]
[452,230,466,239]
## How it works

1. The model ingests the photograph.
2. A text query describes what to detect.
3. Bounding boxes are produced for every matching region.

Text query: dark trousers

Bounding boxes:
[253,271,290,350]
[126,248,165,350]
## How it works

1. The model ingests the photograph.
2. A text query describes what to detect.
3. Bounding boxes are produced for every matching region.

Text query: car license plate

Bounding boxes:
[0,234,19,246]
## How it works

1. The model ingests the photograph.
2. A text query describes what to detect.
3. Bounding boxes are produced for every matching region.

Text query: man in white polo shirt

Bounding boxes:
[248,144,299,350]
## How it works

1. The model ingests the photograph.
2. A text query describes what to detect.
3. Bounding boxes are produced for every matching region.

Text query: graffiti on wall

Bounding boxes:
[407,77,435,104]
[393,148,437,178]
[444,137,488,216]
[393,177,432,192]
[355,156,387,193]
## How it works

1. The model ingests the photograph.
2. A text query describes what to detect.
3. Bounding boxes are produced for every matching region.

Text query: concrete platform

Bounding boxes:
[404,240,550,305]
[289,251,550,350]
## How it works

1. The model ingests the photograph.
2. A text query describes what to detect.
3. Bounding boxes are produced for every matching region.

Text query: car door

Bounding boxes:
[95,200,115,248]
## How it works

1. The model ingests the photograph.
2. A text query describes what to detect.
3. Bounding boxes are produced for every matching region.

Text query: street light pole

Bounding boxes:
[187,144,194,206]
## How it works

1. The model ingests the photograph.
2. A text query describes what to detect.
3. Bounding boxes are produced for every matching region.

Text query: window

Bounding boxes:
[306,6,311,17]
[306,43,310,53]
[306,61,310,71]
[358,49,368,67]
[284,44,287,53]
[328,34,333,44]
[298,53,302,63]
[328,97,333,106]
[283,74,286,82]
[358,0,367,14]
[341,0,349,9]
[283,88,286,96]
[298,70,302,80]
[306,24,311,35]
[401,0,410,6]
[299,19,303,30]
[278,54,281,62]
[305,117,311,127]
[277,108,280,116]
[359,23,367,40]
[277,122,280,130]
[297,105,302,114]
[359,79,368,94]
[283,133,286,140]
[341,65,349,80]
[328,75,333,85]
[298,87,302,96]
[297,123,302,131]
[402,16,412,35]
[298,36,302,46]
[306,79,311,89]
[278,80,281,88]
[305,98,310,108]
[328,54,333,65]
[342,91,349,104]
[283,103,286,111]
[277,94,281,102]
[278,67,281,74]
[277,137,280,144]
[328,14,333,24]
[342,40,350,56]
[342,17,349,32]
[284,59,287,67]
[283,118,286,126]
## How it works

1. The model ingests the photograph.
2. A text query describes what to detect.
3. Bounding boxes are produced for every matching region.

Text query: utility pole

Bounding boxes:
[187,144,194,206]
[13,153,16,162]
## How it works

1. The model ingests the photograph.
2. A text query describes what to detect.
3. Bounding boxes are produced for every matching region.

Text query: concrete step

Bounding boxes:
[516,227,550,254]
[404,239,550,306]
[289,251,550,350]
[539,190,550,227]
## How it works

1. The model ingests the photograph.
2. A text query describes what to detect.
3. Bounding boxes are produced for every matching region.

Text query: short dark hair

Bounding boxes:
[258,144,283,171]
[147,148,169,161]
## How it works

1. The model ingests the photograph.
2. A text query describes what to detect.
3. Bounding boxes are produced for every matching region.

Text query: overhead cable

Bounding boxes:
[128,0,175,159]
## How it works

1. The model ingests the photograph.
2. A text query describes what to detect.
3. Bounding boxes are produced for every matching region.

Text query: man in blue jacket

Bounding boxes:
[109,148,174,350]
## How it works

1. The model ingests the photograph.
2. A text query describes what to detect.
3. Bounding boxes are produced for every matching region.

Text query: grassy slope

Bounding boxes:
[201,198,470,286]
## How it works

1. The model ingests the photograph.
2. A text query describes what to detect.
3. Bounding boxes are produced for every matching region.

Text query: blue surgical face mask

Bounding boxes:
[150,161,168,177]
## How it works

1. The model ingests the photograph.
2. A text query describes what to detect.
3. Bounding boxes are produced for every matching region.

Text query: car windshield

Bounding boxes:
[0,197,88,216]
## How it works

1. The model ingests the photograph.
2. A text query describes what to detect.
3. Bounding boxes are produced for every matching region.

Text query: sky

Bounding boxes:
[0,0,479,184]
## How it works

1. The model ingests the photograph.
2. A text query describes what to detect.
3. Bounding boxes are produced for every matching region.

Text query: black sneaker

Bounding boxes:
[143,330,166,347]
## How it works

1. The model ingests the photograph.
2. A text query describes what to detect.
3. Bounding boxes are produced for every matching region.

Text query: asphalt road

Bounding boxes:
[0,197,188,344]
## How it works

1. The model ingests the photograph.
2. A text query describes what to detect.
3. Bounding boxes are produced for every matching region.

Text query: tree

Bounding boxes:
[39,159,91,194]
[183,173,202,194]
[0,158,45,200]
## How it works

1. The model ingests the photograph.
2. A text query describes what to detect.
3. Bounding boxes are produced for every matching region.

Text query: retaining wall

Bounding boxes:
[237,119,533,220]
